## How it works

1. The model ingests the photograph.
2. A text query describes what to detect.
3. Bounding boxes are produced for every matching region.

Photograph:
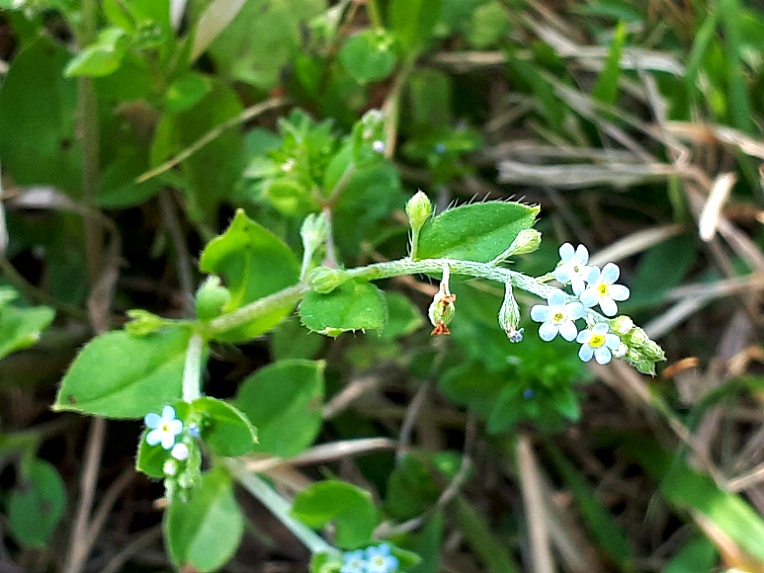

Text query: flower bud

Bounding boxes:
[625,326,649,349]
[301,212,330,253]
[406,191,432,234]
[308,267,348,294]
[125,309,166,336]
[610,315,634,336]
[194,276,231,320]
[507,229,542,256]
[498,281,523,342]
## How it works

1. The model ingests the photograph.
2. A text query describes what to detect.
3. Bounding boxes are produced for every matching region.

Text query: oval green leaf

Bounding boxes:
[165,467,244,573]
[199,209,300,342]
[300,280,387,336]
[189,397,257,457]
[0,304,55,360]
[8,459,66,547]
[234,359,324,457]
[53,328,191,419]
[339,30,397,84]
[415,201,539,262]
[291,480,377,549]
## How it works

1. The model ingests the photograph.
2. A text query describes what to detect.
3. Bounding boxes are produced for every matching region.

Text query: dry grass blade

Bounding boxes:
[497,160,675,188]
[699,173,736,241]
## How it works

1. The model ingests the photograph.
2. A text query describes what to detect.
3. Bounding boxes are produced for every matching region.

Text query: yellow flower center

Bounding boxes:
[589,334,605,348]
[597,283,609,296]
[552,311,565,323]
[160,422,172,433]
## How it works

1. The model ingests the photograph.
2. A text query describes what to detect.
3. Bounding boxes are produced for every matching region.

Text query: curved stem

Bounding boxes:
[182,333,204,402]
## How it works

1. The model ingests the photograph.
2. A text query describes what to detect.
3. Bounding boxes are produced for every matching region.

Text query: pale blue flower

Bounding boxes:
[554,243,592,295]
[341,550,367,573]
[576,323,621,364]
[530,290,584,342]
[366,544,398,573]
[145,406,183,450]
[579,263,630,316]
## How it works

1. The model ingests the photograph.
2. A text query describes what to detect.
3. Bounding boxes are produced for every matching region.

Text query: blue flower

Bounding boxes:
[144,406,183,450]
[340,550,367,573]
[576,323,621,364]
[554,243,592,295]
[530,290,584,342]
[579,263,630,316]
[365,544,398,573]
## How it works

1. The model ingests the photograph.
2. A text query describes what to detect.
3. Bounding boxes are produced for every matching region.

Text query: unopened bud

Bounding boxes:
[308,267,348,294]
[301,212,330,253]
[194,276,231,320]
[625,326,649,349]
[406,191,432,234]
[498,281,522,342]
[610,315,635,336]
[125,309,166,336]
[508,229,542,256]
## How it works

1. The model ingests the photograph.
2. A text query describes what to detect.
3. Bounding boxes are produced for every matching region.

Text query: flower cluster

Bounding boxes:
[341,544,398,573]
[532,243,633,366]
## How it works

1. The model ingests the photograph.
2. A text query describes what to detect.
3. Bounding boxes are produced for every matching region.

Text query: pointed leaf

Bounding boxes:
[300,280,387,336]
[0,304,55,360]
[415,202,539,262]
[53,328,191,419]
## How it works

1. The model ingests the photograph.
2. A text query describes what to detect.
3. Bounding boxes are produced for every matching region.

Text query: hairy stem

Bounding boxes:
[182,333,204,402]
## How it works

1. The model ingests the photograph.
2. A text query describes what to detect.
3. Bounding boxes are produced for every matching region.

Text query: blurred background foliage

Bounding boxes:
[2,0,764,571]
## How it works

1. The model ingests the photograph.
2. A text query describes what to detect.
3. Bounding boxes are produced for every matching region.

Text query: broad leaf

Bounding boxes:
[291,480,377,549]
[415,201,539,262]
[0,304,55,360]
[199,209,301,341]
[53,328,191,419]
[166,468,244,573]
[300,280,387,336]
[8,459,66,547]
[234,359,324,457]
[339,30,397,84]
[389,0,442,54]
[178,397,257,457]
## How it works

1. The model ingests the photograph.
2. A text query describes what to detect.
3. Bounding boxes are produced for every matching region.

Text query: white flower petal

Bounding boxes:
[599,298,618,316]
[576,330,591,343]
[580,289,598,307]
[146,429,162,446]
[575,244,589,263]
[585,266,601,284]
[558,321,578,341]
[548,290,566,306]
[566,302,584,319]
[161,405,176,420]
[594,346,612,364]
[605,333,621,349]
[571,277,586,295]
[539,322,558,341]
[592,323,610,334]
[145,412,161,428]
[531,305,550,322]
[160,432,176,450]
[601,263,620,283]
[609,284,630,301]
[559,243,574,261]
[579,345,594,361]
[168,419,183,435]
[554,267,570,283]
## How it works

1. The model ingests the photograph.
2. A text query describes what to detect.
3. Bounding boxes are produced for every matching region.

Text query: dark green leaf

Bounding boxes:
[291,480,377,548]
[8,459,66,547]
[187,397,257,457]
[165,468,244,573]
[234,359,324,457]
[591,21,627,104]
[300,280,388,336]
[415,201,539,262]
[0,304,55,360]
[53,328,191,419]
[390,0,442,53]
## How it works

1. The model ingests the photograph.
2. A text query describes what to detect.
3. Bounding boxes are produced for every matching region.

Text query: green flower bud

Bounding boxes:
[624,326,649,349]
[642,340,666,362]
[405,190,432,234]
[125,309,167,336]
[507,229,542,256]
[194,276,231,320]
[498,281,522,342]
[308,266,349,294]
[610,315,635,336]
[301,212,330,253]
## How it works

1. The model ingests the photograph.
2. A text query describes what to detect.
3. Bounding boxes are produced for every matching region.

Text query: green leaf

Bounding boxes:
[165,72,213,113]
[664,535,717,573]
[0,36,82,195]
[379,291,425,339]
[0,304,55,360]
[271,317,324,361]
[463,2,510,49]
[440,362,506,417]
[300,280,388,336]
[199,209,301,341]
[339,29,397,84]
[53,328,191,419]
[291,480,377,548]
[165,467,244,573]
[623,434,764,563]
[591,21,627,104]
[184,397,257,457]
[234,359,324,457]
[135,429,168,478]
[64,27,127,78]
[390,0,442,54]
[8,459,66,547]
[415,201,539,262]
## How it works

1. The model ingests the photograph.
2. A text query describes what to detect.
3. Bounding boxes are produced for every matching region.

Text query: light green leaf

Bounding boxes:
[165,72,213,113]
[165,468,244,573]
[8,459,66,547]
[380,292,425,339]
[300,280,387,336]
[664,535,717,573]
[0,37,81,195]
[64,27,127,78]
[390,0,442,53]
[339,29,397,84]
[591,21,627,104]
[415,201,539,262]
[53,328,191,419]
[0,304,55,360]
[234,359,324,457]
[182,397,257,457]
[291,480,377,549]
[199,209,301,341]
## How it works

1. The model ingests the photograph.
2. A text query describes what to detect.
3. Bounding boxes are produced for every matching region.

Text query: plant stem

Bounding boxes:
[366,0,383,28]
[182,333,204,402]
[227,460,338,556]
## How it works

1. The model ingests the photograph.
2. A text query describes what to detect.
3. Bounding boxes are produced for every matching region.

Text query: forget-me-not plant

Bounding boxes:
[145,406,183,450]
[530,290,584,341]
[579,263,630,316]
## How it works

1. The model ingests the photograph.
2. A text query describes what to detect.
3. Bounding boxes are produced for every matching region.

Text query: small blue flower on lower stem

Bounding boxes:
[576,323,621,365]
[144,406,183,450]
[365,544,398,573]
[341,550,367,573]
